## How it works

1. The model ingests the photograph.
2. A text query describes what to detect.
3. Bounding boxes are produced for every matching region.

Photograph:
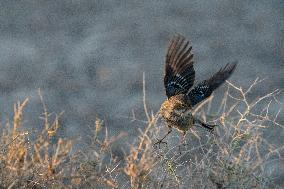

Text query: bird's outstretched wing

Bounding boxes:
[164,35,195,98]
[186,63,237,107]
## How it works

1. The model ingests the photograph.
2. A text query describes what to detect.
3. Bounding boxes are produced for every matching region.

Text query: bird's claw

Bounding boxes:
[207,125,218,134]
[154,138,168,148]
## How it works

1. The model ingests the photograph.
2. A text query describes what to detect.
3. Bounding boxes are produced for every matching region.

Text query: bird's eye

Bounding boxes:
[174,109,183,114]
[174,105,183,110]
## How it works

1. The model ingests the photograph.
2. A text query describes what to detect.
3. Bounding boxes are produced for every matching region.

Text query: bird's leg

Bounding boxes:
[154,128,172,148]
[178,132,186,154]
[194,118,217,133]
[178,132,186,144]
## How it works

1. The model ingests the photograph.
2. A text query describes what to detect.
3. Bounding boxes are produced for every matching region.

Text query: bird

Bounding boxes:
[156,35,237,145]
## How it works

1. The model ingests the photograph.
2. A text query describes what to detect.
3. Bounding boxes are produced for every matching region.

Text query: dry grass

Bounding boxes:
[0,93,73,188]
[0,78,283,188]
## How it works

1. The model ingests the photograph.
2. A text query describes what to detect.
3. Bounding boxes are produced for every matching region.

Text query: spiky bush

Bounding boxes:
[122,78,283,189]
[0,79,283,189]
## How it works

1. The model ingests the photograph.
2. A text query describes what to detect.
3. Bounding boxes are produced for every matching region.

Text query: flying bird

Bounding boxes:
[156,35,237,145]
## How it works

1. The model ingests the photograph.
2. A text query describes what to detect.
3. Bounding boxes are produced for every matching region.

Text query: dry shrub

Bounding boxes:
[0,93,73,188]
[117,77,283,189]
[124,116,160,189]
[0,78,283,189]
[73,118,126,188]
[127,77,284,189]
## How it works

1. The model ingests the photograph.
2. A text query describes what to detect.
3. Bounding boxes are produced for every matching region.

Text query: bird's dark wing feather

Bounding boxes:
[164,36,195,98]
[186,63,237,107]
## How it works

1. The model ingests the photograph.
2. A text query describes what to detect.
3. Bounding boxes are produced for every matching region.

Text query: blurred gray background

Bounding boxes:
[0,0,283,144]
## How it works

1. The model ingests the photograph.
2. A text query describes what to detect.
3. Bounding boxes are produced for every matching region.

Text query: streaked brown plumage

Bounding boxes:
[156,35,237,145]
